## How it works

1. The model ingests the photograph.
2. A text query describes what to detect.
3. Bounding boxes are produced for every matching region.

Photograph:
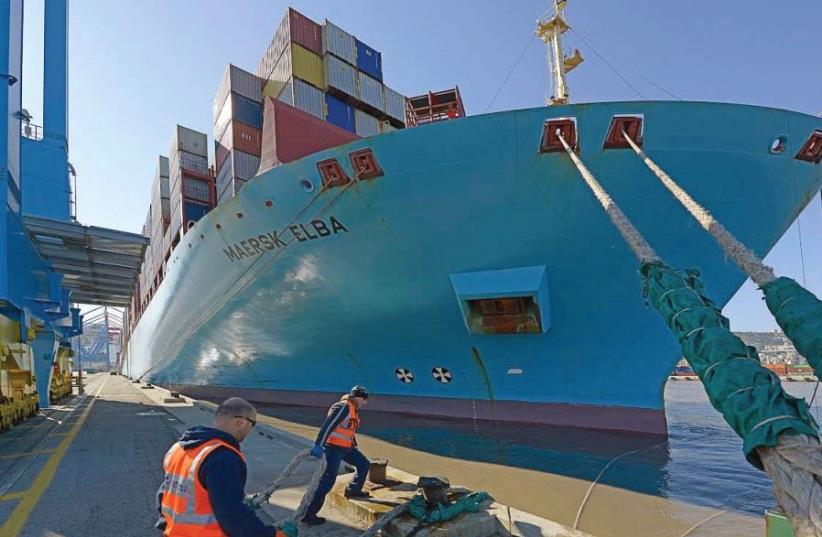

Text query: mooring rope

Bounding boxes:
[247,449,327,524]
[621,131,777,286]
[557,134,822,537]
[556,132,660,264]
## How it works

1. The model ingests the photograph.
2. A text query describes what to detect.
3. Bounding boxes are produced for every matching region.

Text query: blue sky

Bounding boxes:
[21,0,822,330]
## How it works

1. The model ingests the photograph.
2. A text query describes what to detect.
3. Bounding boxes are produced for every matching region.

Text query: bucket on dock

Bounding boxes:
[368,458,388,484]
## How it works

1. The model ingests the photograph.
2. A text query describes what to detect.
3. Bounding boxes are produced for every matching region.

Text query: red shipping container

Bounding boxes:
[231,121,263,157]
[288,8,322,55]
[215,141,230,173]
[259,97,360,175]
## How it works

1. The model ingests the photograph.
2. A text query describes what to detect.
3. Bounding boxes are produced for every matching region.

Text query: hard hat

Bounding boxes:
[349,385,369,399]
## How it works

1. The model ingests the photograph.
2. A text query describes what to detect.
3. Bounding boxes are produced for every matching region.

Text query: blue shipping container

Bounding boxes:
[183,201,211,225]
[232,93,263,130]
[325,94,356,133]
[356,39,382,81]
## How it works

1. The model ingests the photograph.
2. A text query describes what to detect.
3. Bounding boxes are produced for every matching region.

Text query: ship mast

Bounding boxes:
[536,0,584,105]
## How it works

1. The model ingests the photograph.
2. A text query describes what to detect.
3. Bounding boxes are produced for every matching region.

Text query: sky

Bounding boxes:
[19,0,822,331]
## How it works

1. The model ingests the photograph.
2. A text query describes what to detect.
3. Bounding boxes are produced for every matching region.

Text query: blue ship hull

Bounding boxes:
[124,101,822,434]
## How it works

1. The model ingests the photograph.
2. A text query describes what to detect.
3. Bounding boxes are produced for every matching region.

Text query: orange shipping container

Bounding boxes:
[221,120,262,157]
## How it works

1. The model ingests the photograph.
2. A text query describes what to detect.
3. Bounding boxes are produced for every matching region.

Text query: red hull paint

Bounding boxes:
[168,384,668,435]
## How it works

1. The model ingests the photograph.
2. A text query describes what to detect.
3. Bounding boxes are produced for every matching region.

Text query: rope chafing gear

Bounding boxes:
[622,131,822,382]
[556,132,822,537]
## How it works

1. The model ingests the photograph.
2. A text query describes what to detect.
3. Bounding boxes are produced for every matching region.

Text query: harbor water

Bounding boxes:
[249,380,822,536]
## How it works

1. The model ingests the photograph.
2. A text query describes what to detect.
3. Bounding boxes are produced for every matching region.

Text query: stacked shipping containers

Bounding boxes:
[226,10,404,194]
[167,126,213,247]
[149,156,170,287]
[214,65,263,204]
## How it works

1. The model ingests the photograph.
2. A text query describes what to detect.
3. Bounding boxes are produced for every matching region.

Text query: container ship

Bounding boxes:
[121,5,822,434]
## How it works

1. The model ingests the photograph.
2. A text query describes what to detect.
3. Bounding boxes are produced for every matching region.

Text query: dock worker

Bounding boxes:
[157,397,296,537]
[302,385,371,526]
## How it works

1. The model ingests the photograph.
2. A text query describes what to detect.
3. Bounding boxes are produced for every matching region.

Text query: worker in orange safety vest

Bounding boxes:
[301,386,371,526]
[157,397,296,537]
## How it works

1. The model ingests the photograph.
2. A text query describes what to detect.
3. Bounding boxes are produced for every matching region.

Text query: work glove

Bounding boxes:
[310,445,324,458]
[277,520,298,537]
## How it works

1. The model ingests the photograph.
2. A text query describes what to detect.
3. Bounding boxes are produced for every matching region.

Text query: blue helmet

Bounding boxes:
[349,385,369,399]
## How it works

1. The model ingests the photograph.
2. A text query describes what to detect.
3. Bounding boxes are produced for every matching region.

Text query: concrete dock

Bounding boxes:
[0,375,573,537]
[0,374,766,537]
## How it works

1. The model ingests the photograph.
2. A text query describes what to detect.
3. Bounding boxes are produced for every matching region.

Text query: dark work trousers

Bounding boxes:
[305,445,370,517]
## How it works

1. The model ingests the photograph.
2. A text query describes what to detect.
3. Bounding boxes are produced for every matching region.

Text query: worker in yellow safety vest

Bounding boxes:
[157,397,296,537]
[301,386,371,526]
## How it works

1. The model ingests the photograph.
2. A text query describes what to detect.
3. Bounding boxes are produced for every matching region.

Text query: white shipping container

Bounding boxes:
[213,94,232,142]
[168,204,182,241]
[156,155,169,178]
[322,20,356,65]
[357,71,384,111]
[256,12,290,81]
[233,150,260,180]
[355,109,380,138]
[150,196,171,223]
[183,178,212,203]
[170,125,208,157]
[213,64,262,122]
[324,54,356,98]
[170,150,209,177]
[152,170,170,202]
[218,178,248,204]
[268,43,294,94]
[277,77,324,119]
[383,86,406,123]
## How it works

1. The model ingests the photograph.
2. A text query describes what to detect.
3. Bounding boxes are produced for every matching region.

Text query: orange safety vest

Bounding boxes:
[324,400,360,448]
[159,438,245,536]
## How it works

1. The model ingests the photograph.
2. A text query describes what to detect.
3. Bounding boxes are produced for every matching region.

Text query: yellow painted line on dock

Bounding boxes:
[0,491,27,502]
[0,449,54,461]
[0,377,108,537]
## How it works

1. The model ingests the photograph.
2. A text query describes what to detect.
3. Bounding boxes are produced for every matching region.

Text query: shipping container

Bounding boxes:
[214,92,264,140]
[170,150,209,179]
[286,8,321,55]
[383,86,406,123]
[216,157,233,195]
[355,39,382,81]
[233,150,260,180]
[216,151,259,194]
[215,140,229,173]
[183,201,211,227]
[218,120,263,157]
[213,65,262,122]
[155,155,170,179]
[259,97,360,174]
[324,54,357,99]
[264,43,324,98]
[170,125,208,157]
[322,20,356,65]
[182,176,213,204]
[218,177,248,204]
[256,8,321,81]
[355,109,380,137]
[357,71,384,111]
[277,77,324,119]
[325,93,355,133]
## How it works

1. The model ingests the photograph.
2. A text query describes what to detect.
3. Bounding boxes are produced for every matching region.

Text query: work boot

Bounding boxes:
[301,514,326,526]
[344,489,371,499]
